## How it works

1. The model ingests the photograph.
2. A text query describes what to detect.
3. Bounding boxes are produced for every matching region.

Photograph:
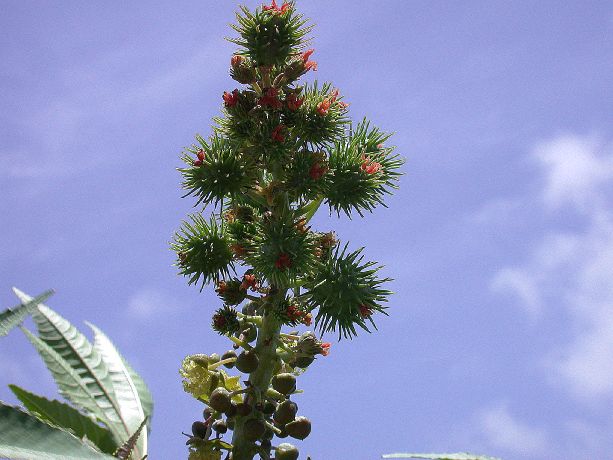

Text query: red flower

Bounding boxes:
[337,101,349,109]
[259,87,282,109]
[263,0,291,14]
[213,313,227,330]
[223,89,239,108]
[193,159,202,167]
[271,124,286,143]
[316,98,331,116]
[230,55,243,68]
[309,162,328,180]
[286,304,302,321]
[320,342,331,356]
[359,304,373,317]
[360,155,383,174]
[286,93,304,111]
[275,252,292,270]
[196,149,205,161]
[241,274,258,291]
[301,49,317,72]
[329,88,339,103]
[230,244,246,258]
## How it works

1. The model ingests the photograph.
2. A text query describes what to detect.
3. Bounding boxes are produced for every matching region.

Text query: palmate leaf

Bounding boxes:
[12,288,147,459]
[0,289,54,337]
[382,453,502,460]
[0,401,115,460]
[8,385,117,455]
[87,322,148,455]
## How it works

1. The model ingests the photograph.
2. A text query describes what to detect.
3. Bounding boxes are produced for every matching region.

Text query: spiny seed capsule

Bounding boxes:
[192,421,208,439]
[212,419,228,434]
[273,400,298,425]
[285,416,311,440]
[275,443,299,460]
[272,373,296,395]
[235,350,259,374]
[236,402,252,416]
[221,350,237,368]
[244,418,267,441]
[209,388,232,413]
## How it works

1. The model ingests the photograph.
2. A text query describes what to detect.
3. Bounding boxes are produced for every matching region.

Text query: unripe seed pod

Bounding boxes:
[236,402,252,416]
[222,350,237,368]
[275,443,299,460]
[291,356,314,369]
[191,355,209,367]
[262,401,276,416]
[225,402,237,417]
[235,350,259,374]
[244,418,267,442]
[272,373,296,395]
[209,388,232,413]
[285,416,311,440]
[273,400,298,425]
[192,421,208,439]
[212,419,228,434]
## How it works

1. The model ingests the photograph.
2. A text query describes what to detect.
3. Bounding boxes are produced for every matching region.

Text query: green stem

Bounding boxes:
[231,311,283,460]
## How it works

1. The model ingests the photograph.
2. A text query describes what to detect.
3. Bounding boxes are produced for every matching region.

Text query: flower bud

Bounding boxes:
[209,388,232,413]
[221,350,237,368]
[212,419,228,434]
[275,443,299,460]
[192,421,208,439]
[272,373,296,395]
[273,399,298,425]
[235,350,259,374]
[244,418,267,441]
[285,416,311,440]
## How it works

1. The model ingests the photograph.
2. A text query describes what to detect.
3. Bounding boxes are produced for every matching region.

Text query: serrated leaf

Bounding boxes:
[120,356,153,430]
[87,322,147,457]
[13,289,147,458]
[0,401,115,459]
[382,453,502,460]
[8,385,117,455]
[0,289,54,337]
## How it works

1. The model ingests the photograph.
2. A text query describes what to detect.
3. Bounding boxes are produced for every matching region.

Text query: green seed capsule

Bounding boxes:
[285,416,311,440]
[272,373,296,395]
[275,443,299,460]
[209,388,232,413]
[235,350,259,374]
[273,400,298,425]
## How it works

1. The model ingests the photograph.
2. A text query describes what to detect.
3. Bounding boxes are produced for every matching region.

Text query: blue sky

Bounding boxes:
[1,1,612,459]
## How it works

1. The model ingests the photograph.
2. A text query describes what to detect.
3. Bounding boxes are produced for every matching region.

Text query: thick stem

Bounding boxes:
[231,310,282,460]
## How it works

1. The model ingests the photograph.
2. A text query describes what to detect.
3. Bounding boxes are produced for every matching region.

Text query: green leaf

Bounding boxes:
[0,289,54,337]
[120,356,154,431]
[87,322,148,456]
[8,385,117,455]
[13,289,147,458]
[382,453,502,460]
[0,401,115,459]
[21,327,109,423]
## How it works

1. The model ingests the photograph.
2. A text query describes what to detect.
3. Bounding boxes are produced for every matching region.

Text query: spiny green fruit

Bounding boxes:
[235,350,259,373]
[212,419,228,434]
[192,421,208,439]
[222,350,237,368]
[244,418,267,442]
[273,399,298,425]
[209,388,232,413]
[285,416,311,440]
[236,402,252,416]
[275,443,299,460]
[272,373,296,395]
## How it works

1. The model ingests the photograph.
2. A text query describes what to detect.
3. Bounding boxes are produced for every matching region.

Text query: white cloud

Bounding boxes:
[533,134,613,212]
[126,288,182,320]
[489,133,613,402]
[477,404,549,457]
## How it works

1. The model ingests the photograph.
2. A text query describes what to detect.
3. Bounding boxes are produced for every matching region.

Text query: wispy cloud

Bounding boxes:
[477,403,549,457]
[488,133,613,402]
[126,287,183,320]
